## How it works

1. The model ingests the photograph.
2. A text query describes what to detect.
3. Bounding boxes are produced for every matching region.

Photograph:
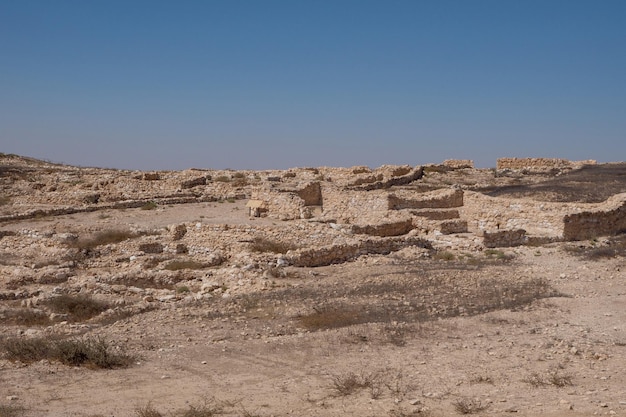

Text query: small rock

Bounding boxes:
[6,395,18,401]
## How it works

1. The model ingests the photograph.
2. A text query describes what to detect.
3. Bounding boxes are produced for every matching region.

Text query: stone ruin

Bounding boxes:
[496,157,596,172]
[246,160,626,253]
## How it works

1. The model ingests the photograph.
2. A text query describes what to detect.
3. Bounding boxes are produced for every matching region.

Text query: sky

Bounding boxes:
[1,0,625,170]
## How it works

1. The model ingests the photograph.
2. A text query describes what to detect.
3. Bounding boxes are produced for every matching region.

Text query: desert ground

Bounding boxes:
[1,154,625,417]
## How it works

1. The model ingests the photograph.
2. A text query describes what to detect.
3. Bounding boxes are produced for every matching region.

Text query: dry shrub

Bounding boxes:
[452,398,489,414]
[140,201,157,210]
[72,229,139,250]
[0,336,134,369]
[249,237,296,254]
[43,294,110,322]
[388,406,426,417]
[434,251,455,261]
[135,403,163,417]
[298,306,363,331]
[523,370,573,387]
[0,404,26,417]
[164,260,206,271]
[565,234,626,260]
[1,336,54,363]
[2,309,50,326]
[330,371,382,397]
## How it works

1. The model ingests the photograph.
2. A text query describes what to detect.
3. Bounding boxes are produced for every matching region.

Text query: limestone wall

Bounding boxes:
[389,189,463,210]
[442,159,474,169]
[320,188,389,223]
[296,182,322,206]
[349,166,423,191]
[249,189,304,220]
[496,158,596,172]
[351,219,415,237]
[283,235,431,267]
[483,229,527,248]
[563,194,626,240]
[461,191,572,238]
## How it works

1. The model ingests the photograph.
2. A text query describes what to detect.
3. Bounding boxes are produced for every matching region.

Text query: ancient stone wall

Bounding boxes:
[483,229,527,248]
[249,189,304,220]
[389,189,463,210]
[410,208,460,220]
[563,194,626,240]
[296,182,322,206]
[320,188,389,223]
[496,158,596,172]
[461,191,572,238]
[438,219,468,235]
[442,159,474,169]
[351,219,415,237]
[283,235,431,267]
[349,166,423,191]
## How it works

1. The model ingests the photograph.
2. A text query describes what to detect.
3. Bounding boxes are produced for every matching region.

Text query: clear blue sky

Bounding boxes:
[1,1,625,170]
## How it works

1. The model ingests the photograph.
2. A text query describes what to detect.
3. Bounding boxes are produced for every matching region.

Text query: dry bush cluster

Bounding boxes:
[164,260,207,271]
[295,274,561,332]
[134,398,259,417]
[564,234,626,260]
[452,397,490,414]
[522,370,574,387]
[0,404,25,417]
[0,336,134,369]
[42,294,110,322]
[71,229,141,250]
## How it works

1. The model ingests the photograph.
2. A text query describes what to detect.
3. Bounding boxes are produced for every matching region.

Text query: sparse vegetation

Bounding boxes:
[484,249,513,261]
[0,195,11,206]
[0,336,134,369]
[0,404,26,417]
[330,371,382,397]
[298,305,363,330]
[140,201,158,210]
[71,229,140,250]
[164,260,206,271]
[452,398,489,414]
[564,234,626,260]
[2,308,51,326]
[135,403,163,417]
[43,294,110,322]
[434,251,455,261]
[523,370,573,387]
[176,285,191,294]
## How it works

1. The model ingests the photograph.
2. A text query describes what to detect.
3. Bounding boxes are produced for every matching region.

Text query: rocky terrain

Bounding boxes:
[1,153,625,417]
